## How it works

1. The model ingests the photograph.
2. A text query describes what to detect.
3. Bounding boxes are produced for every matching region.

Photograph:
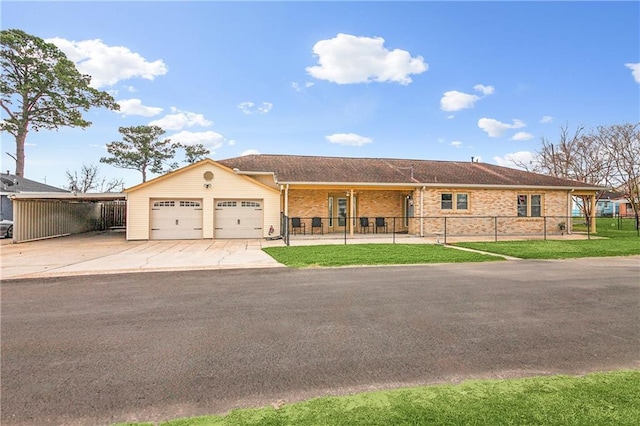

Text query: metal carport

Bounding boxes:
[9,192,126,243]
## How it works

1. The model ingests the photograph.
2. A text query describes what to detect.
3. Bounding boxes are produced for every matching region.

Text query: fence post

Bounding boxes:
[393,217,396,244]
[344,215,347,245]
[494,216,498,242]
[284,214,291,246]
[543,216,547,240]
[444,217,447,245]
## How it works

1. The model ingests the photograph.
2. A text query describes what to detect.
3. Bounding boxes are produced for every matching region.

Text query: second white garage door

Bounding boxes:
[215,200,263,238]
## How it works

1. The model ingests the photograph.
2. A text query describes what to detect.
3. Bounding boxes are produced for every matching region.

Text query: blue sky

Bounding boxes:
[1,1,639,189]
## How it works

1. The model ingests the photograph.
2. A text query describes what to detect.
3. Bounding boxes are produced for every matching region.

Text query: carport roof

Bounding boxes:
[9,192,125,201]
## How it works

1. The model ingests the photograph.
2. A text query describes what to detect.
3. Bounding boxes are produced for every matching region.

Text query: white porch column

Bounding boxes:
[590,194,597,233]
[284,184,289,216]
[350,188,355,237]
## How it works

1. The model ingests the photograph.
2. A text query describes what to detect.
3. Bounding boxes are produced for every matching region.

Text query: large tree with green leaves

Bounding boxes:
[101,125,181,183]
[0,29,119,177]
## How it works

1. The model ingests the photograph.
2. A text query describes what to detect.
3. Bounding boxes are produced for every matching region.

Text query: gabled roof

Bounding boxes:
[0,172,68,193]
[124,158,279,193]
[218,154,603,189]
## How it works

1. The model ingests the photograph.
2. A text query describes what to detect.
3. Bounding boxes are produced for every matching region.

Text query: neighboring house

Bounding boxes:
[572,191,621,217]
[124,155,602,240]
[1,171,68,221]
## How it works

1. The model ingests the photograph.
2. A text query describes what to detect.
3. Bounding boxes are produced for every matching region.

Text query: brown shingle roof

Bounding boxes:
[218,154,602,189]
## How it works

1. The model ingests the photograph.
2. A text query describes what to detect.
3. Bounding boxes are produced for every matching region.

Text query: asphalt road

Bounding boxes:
[2,257,639,425]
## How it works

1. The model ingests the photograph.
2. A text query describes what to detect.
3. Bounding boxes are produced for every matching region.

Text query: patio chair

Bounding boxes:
[359,217,372,233]
[311,217,323,235]
[375,217,387,233]
[290,217,306,235]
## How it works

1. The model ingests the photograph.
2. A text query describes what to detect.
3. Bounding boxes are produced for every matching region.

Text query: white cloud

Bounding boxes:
[450,141,463,148]
[306,33,427,85]
[149,107,212,131]
[447,115,455,119]
[440,84,496,111]
[440,83,494,112]
[238,101,273,114]
[478,118,526,137]
[117,99,163,117]
[625,63,640,83]
[47,37,168,88]
[540,115,554,124]
[241,149,260,156]
[291,81,315,92]
[493,151,535,169]
[440,91,480,112]
[473,84,495,95]
[168,131,224,149]
[510,132,534,141]
[326,133,373,146]
[228,140,236,146]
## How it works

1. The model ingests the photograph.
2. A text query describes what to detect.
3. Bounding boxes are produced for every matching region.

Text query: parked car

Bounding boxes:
[0,219,13,238]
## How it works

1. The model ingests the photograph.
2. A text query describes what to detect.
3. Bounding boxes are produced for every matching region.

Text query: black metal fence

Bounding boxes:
[280,214,591,245]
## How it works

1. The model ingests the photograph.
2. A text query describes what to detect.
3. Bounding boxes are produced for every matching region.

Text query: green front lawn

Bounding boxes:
[456,238,640,259]
[457,218,640,259]
[263,243,502,267]
[120,370,640,426]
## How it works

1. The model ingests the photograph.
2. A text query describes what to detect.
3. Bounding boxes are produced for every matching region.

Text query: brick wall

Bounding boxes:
[418,188,569,235]
[285,187,571,236]
[287,189,409,232]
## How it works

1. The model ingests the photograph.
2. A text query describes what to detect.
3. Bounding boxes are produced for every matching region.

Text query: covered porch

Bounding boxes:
[281,184,420,237]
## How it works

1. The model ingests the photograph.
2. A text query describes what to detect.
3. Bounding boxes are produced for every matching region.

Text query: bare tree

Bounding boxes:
[533,124,613,220]
[65,164,124,193]
[599,123,640,230]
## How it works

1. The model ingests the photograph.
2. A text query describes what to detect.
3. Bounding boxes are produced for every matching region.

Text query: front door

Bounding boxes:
[328,195,356,232]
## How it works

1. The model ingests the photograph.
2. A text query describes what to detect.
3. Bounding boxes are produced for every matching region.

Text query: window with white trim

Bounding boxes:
[441,192,469,211]
[180,201,201,207]
[153,201,175,207]
[518,194,542,217]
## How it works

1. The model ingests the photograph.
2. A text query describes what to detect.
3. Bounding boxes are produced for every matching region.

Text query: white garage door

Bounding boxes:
[150,200,203,240]
[215,200,263,239]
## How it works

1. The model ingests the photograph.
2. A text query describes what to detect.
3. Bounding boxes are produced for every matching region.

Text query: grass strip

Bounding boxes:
[126,370,640,426]
[263,243,502,267]
[456,236,640,259]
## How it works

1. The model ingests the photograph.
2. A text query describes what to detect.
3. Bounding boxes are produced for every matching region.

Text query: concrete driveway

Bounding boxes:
[0,232,286,279]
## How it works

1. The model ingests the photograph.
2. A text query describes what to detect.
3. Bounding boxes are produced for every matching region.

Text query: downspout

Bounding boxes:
[420,186,425,237]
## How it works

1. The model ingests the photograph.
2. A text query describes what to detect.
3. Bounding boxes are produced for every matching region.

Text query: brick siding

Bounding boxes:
[286,187,570,236]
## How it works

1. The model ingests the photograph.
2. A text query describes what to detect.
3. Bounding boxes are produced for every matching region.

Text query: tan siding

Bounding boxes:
[126,162,279,240]
[252,174,278,189]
